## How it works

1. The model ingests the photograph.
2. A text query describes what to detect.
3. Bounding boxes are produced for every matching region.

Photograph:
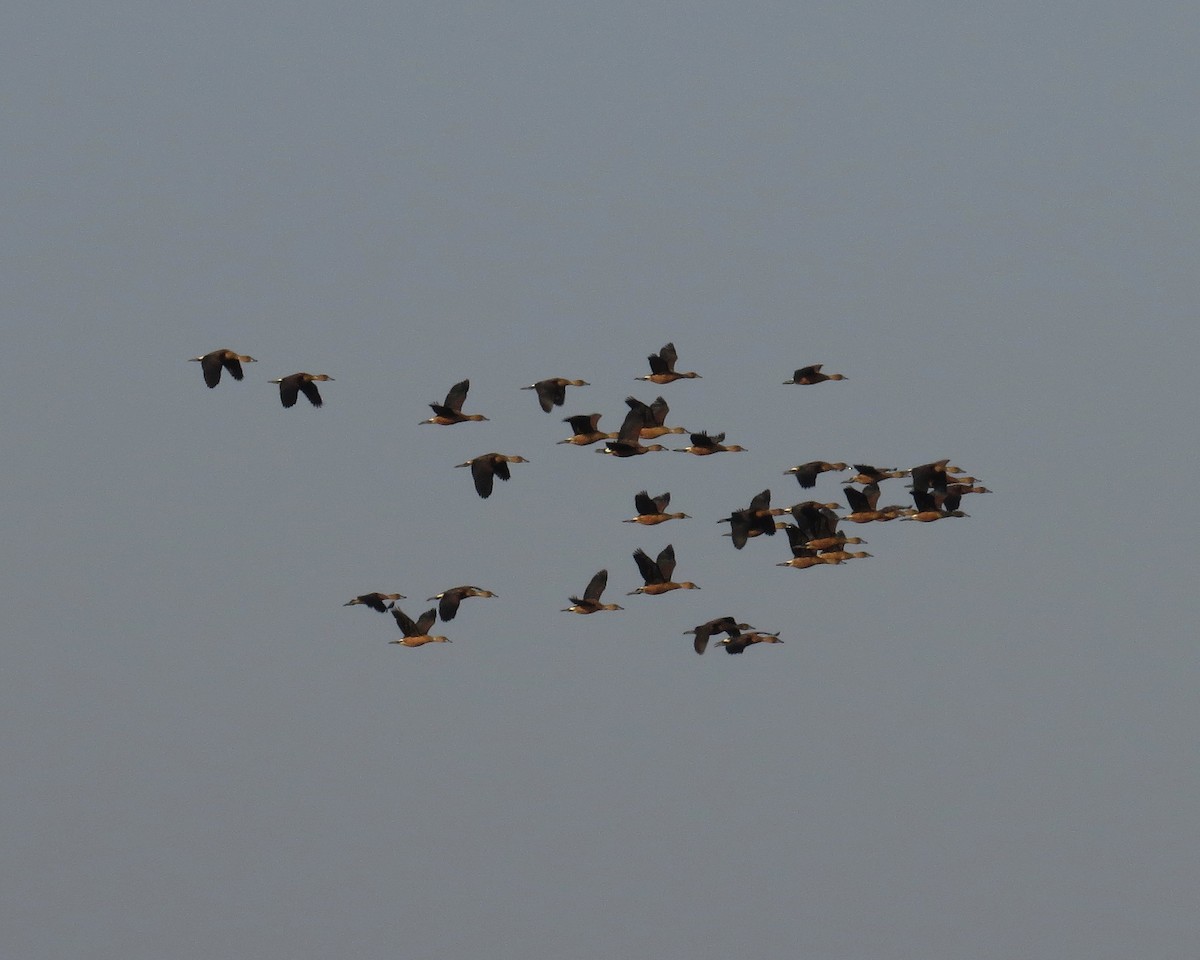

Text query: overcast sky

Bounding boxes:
[3,2,1199,958]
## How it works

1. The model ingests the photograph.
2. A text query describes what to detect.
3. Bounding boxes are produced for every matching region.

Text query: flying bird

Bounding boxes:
[523,378,589,412]
[389,607,451,647]
[454,453,529,498]
[190,348,256,388]
[421,379,489,425]
[636,342,701,384]
[783,364,846,385]
[629,544,700,595]
[343,592,406,612]
[562,570,623,614]
[270,372,334,408]
[426,585,498,621]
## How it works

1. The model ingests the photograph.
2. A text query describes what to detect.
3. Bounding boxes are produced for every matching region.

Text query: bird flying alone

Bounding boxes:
[344,592,406,612]
[629,544,700,595]
[421,379,489,425]
[636,342,701,384]
[783,364,846,385]
[426,585,498,621]
[270,372,334,408]
[389,607,451,646]
[523,377,589,412]
[563,569,623,614]
[191,349,256,388]
[454,453,529,498]
[623,490,689,525]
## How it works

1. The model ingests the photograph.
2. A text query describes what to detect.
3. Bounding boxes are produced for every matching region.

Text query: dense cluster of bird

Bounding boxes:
[193,342,989,656]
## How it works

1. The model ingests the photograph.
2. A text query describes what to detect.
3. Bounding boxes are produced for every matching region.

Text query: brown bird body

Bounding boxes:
[674,431,747,456]
[783,502,843,543]
[947,483,991,495]
[816,549,873,563]
[718,631,784,654]
[427,585,498,621]
[685,617,753,655]
[909,459,957,494]
[776,554,827,570]
[785,461,848,488]
[191,348,256,388]
[421,379,489,425]
[901,490,970,522]
[845,464,908,485]
[455,453,529,498]
[270,372,334,408]
[783,364,846,385]
[623,490,690,525]
[344,592,406,612]
[599,405,669,457]
[636,342,701,384]
[805,534,867,551]
[389,607,450,646]
[720,489,787,549]
[628,544,700,595]
[558,413,617,446]
[624,395,687,439]
[563,569,623,613]
[840,484,908,523]
[523,378,589,412]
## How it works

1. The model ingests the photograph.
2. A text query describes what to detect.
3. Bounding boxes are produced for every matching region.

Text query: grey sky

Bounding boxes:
[3,2,1199,957]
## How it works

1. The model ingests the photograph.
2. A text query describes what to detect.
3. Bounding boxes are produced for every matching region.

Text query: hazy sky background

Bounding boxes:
[4,2,1199,957]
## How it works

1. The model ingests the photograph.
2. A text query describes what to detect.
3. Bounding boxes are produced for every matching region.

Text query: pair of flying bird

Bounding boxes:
[190,349,334,408]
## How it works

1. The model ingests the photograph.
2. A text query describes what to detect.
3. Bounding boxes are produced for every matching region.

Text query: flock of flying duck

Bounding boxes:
[192,343,988,655]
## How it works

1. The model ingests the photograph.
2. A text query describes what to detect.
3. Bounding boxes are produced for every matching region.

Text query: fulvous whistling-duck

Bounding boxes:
[901,490,970,522]
[389,607,451,646]
[784,461,848,489]
[628,544,700,595]
[720,489,788,549]
[718,631,784,654]
[816,549,873,563]
[191,349,256,388]
[562,569,623,614]
[454,453,529,499]
[558,413,617,447]
[599,406,669,457]
[421,379,489,425]
[636,342,701,384]
[776,551,826,570]
[784,501,842,544]
[523,378,589,413]
[804,533,867,551]
[783,364,846,385]
[721,521,790,545]
[673,431,748,455]
[777,524,827,569]
[845,464,908,485]
[270,372,334,408]
[685,617,753,655]
[947,483,991,495]
[842,484,907,523]
[624,395,687,439]
[909,459,957,494]
[344,592,406,612]
[623,490,690,525]
[427,585,498,621]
